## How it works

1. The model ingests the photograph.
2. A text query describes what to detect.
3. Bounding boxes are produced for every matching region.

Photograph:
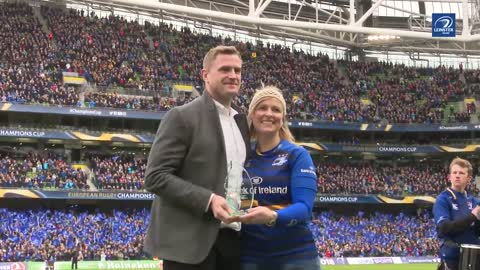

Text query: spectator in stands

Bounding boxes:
[143,46,250,270]
[433,158,480,270]
[238,86,320,270]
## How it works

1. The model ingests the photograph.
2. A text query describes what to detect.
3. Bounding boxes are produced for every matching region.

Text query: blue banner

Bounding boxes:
[2,127,480,153]
[289,120,480,132]
[2,103,480,132]
[319,256,440,265]
[300,143,480,153]
[0,128,154,143]
[0,189,155,200]
[0,103,480,132]
[315,194,435,204]
[315,195,382,204]
[318,144,442,153]
[0,103,164,120]
[0,129,72,140]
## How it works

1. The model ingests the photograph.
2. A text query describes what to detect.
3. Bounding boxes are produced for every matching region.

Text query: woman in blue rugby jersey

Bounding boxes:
[236,86,320,270]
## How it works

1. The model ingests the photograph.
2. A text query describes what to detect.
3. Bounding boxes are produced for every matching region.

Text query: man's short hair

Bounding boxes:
[203,46,241,70]
[449,157,473,176]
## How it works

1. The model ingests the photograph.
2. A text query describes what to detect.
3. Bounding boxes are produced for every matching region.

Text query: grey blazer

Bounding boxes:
[143,92,250,264]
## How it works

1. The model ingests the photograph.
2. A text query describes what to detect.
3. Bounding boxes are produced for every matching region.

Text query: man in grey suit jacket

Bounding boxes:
[144,46,250,270]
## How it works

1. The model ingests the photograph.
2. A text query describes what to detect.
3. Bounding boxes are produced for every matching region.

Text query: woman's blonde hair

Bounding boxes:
[247,85,295,142]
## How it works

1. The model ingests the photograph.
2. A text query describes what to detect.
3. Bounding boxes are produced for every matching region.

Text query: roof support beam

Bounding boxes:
[355,0,385,26]
[462,0,471,37]
[349,0,354,25]
[106,0,479,42]
[301,0,348,23]
[253,0,273,17]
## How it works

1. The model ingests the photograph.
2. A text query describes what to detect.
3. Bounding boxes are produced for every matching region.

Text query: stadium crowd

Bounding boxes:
[343,61,472,123]
[0,208,148,262]
[2,149,478,197]
[83,92,194,111]
[0,3,78,106]
[466,69,480,84]
[316,162,479,196]
[40,6,150,90]
[1,2,478,265]
[0,152,88,190]
[89,153,146,190]
[88,154,480,195]
[0,208,438,262]
[310,210,438,257]
[1,3,479,124]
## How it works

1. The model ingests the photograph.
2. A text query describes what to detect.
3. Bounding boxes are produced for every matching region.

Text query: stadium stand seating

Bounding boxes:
[0,3,478,124]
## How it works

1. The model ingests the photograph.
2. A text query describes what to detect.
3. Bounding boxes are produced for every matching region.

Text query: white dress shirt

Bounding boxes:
[205,100,247,231]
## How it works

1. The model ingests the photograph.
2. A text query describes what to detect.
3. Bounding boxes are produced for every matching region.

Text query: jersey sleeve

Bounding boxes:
[276,147,317,226]
[433,194,451,226]
[290,147,318,191]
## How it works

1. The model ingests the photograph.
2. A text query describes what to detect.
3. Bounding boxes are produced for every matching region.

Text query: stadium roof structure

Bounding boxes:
[53,0,480,56]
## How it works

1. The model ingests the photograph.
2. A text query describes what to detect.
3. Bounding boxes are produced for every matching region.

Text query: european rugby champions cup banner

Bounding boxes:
[432,13,456,37]
[0,189,436,205]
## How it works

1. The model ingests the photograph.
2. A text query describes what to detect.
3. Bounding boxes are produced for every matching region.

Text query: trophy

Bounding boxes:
[224,160,255,217]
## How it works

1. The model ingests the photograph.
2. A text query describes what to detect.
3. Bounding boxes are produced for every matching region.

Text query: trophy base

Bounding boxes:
[220,221,241,231]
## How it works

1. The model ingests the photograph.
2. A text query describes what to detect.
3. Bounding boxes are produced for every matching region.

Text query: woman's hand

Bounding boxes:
[238,206,277,225]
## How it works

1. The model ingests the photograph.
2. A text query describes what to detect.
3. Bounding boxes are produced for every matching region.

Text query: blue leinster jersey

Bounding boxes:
[433,188,480,261]
[241,139,318,263]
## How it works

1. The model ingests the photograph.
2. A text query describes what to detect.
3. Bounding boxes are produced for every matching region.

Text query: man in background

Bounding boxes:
[433,157,480,270]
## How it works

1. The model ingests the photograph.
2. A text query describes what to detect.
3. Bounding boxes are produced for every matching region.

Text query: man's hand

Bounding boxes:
[471,206,480,220]
[210,194,235,223]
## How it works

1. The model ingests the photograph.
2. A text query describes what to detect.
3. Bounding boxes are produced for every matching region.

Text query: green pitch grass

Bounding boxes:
[323,263,437,270]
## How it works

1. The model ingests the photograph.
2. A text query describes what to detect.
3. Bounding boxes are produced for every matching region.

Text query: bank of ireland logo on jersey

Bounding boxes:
[432,13,456,37]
